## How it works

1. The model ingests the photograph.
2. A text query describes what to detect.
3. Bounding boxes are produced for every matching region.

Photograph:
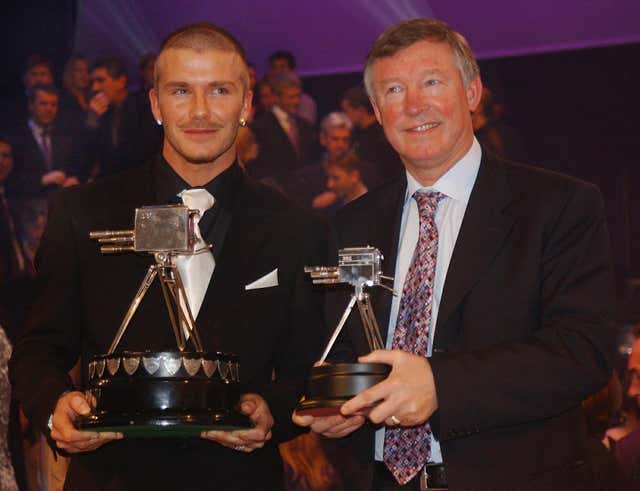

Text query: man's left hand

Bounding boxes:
[201,393,274,452]
[341,350,438,427]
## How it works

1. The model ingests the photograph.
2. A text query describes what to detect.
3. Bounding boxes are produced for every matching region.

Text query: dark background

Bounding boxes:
[2,2,639,319]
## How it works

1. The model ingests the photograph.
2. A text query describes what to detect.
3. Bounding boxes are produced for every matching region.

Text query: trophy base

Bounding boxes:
[78,410,252,438]
[80,351,250,438]
[296,362,391,417]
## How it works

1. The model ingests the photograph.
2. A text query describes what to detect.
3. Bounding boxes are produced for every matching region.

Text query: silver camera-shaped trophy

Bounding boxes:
[78,205,251,437]
[296,247,394,416]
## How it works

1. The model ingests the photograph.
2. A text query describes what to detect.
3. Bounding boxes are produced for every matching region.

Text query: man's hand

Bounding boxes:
[88,92,109,117]
[292,405,365,438]
[41,170,67,187]
[341,350,438,427]
[63,175,80,187]
[201,393,273,452]
[50,391,122,453]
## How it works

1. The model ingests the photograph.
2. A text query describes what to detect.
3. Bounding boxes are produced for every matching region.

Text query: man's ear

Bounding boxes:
[466,76,483,112]
[370,97,382,125]
[240,89,253,123]
[149,88,161,122]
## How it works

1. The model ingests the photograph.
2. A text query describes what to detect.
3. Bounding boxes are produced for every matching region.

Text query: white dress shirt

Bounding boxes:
[375,138,482,463]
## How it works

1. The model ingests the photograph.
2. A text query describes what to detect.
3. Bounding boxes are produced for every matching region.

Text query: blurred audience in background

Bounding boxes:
[268,50,317,124]
[340,84,403,181]
[59,54,90,129]
[250,71,318,189]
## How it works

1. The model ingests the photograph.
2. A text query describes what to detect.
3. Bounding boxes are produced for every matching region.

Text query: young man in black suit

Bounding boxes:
[295,18,614,490]
[10,23,327,490]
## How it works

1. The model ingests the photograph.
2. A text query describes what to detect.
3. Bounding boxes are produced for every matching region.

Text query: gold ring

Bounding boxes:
[389,415,401,426]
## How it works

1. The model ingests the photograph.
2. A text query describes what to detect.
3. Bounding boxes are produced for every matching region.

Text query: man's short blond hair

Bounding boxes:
[364,18,480,98]
[154,22,249,90]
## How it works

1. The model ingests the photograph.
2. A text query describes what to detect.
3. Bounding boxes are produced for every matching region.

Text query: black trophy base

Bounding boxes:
[78,351,252,438]
[297,363,391,417]
[78,410,252,438]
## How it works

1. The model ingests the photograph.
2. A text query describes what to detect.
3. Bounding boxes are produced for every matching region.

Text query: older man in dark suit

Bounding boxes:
[249,72,318,189]
[10,23,327,491]
[7,84,81,198]
[295,18,614,491]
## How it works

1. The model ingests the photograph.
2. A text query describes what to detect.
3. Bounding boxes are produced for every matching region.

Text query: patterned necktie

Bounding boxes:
[384,190,445,485]
[40,126,52,168]
[174,188,216,324]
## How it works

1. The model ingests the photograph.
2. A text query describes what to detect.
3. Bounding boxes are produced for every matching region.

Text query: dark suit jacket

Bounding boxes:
[249,110,317,186]
[9,159,328,490]
[329,151,614,490]
[6,121,81,197]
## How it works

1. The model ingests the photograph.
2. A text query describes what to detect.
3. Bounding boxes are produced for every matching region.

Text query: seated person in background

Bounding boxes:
[254,74,278,120]
[617,330,640,489]
[283,111,352,208]
[312,151,367,213]
[341,84,403,181]
[6,84,80,199]
[86,57,160,178]
[268,50,317,124]
[59,54,90,125]
[0,137,28,287]
[250,71,318,188]
[85,56,130,177]
[606,396,640,446]
[1,55,55,134]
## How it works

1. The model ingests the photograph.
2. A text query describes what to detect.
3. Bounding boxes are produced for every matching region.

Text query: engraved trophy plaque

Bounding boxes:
[297,247,393,416]
[78,205,251,437]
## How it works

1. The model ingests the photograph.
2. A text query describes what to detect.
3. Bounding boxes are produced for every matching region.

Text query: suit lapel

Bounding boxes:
[196,176,273,327]
[434,154,515,346]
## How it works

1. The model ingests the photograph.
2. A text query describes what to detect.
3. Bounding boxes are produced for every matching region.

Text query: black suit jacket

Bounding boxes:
[329,151,614,490]
[249,110,317,186]
[10,159,328,490]
[7,121,81,197]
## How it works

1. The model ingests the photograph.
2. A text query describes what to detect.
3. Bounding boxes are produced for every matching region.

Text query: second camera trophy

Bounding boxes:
[78,205,251,437]
[297,247,393,416]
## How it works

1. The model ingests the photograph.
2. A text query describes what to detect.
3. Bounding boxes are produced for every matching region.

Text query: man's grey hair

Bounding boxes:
[363,18,480,99]
[320,111,353,136]
[270,71,301,96]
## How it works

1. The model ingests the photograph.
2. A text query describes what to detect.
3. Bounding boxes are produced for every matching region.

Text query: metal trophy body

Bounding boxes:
[297,247,393,416]
[78,205,251,437]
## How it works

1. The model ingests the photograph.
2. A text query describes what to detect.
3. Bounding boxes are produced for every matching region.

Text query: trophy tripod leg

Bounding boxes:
[318,294,358,364]
[172,268,203,352]
[108,265,158,354]
[158,267,186,351]
[357,293,384,351]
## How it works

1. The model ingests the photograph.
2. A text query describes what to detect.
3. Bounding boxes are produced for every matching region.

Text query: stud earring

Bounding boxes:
[156,119,162,126]
[239,118,247,127]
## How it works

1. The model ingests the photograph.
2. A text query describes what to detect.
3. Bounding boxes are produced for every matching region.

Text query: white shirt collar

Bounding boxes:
[405,137,482,205]
[271,104,291,124]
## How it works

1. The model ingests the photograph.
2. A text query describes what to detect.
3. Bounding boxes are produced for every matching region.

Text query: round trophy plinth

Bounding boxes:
[296,363,391,417]
[78,350,252,437]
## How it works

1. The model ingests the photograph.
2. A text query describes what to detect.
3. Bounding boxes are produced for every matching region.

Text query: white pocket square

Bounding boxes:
[245,268,278,290]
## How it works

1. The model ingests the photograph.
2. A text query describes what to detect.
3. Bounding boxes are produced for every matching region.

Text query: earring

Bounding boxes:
[239,118,247,127]
[156,119,162,126]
